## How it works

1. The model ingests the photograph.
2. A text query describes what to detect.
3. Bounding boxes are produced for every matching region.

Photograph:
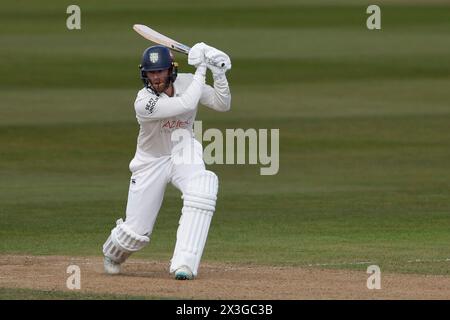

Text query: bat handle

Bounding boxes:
[213,61,225,68]
[205,57,226,69]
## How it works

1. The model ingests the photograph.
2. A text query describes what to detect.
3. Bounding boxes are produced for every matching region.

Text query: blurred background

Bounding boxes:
[0,0,449,275]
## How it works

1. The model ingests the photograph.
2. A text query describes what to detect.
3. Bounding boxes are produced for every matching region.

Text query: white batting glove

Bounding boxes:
[205,48,231,79]
[188,42,210,67]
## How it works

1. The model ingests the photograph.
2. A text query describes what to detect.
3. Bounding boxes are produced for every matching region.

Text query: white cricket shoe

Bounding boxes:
[174,265,194,280]
[104,256,121,275]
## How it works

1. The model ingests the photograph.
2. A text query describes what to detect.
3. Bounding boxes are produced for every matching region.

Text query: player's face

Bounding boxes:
[147,69,170,93]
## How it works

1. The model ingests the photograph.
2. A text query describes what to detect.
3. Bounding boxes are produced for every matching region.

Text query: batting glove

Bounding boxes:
[188,42,211,67]
[205,48,231,80]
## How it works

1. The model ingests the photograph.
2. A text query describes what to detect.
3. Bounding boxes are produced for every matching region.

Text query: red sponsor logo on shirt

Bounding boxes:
[162,120,190,129]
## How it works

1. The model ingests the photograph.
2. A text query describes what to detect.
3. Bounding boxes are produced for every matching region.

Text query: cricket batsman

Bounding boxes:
[101,43,231,280]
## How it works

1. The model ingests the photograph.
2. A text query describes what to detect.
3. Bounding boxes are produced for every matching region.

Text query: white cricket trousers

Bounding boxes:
[124,140,205,236]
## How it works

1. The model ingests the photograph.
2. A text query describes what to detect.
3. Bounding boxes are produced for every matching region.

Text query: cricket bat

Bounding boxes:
[133,24,225,67]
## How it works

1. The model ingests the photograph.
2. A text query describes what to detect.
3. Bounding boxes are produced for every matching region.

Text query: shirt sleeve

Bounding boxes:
[199,75,231,112]
[135,73,205,121]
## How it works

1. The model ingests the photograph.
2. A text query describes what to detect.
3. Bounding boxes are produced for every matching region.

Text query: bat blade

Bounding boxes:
[133,24,191,55]
[133,24,226,68]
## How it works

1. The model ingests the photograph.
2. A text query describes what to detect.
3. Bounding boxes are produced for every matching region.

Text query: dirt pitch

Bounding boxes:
[0,255,449,299]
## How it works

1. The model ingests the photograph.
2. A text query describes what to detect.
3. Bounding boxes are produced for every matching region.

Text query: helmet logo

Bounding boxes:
[149,52,159,63]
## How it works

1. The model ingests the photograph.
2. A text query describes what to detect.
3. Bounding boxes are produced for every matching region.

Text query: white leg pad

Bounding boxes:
[170,171,218,276]
[103,219,150,264]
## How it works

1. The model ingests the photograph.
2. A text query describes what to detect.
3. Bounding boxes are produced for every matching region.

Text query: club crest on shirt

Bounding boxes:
[145,97,158,114]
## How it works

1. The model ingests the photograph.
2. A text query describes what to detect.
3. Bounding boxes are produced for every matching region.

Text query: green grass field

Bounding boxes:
[1,0,449,291]
[0,288,155,300]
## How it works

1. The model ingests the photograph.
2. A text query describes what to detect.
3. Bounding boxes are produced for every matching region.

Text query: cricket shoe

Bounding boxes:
[104,256,121,275]
[174,265,194,280]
